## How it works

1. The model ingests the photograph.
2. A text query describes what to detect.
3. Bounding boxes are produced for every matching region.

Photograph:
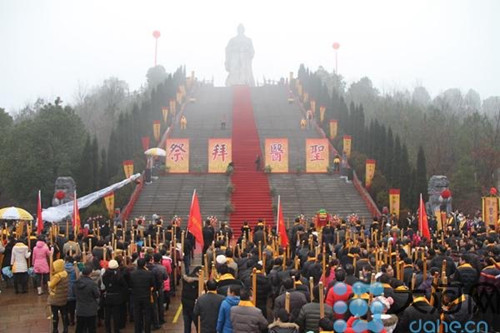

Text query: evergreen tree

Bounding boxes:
[399,143,411,207]
[416,145,428,201]
[385,127,394,182]
[99,149,108,188]
[77,135,94,195]
[91,136,99,191]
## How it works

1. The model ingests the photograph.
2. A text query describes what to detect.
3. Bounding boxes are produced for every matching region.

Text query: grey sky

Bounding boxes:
[1,0,499,113]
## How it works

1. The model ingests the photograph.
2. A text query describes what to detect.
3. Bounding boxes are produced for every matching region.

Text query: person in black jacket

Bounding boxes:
[182,266,201,333]
[453,254,478,295]
[394,290,440,333]
[243,262,271,318]
[102,259,128,333]
[193,279,225,333]
[74,264,100,333]
[202,220,215,256]
[129,258,155,333]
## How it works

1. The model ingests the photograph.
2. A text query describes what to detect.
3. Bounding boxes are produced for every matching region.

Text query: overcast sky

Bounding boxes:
[1,0,499,113]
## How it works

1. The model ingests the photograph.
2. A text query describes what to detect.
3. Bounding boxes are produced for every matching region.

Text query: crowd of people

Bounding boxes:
[0,210,499,333]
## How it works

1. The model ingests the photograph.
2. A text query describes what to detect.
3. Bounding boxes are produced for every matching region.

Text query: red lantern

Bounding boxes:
[55,190,66,200]
[441,189,451,199]
[332,42,340,50]
[382,206,389,214]
[153,30,161,39]
[490,187,498,196]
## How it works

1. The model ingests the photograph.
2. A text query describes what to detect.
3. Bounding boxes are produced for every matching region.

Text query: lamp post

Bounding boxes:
[153,30,161,66]
[332,42,340,74]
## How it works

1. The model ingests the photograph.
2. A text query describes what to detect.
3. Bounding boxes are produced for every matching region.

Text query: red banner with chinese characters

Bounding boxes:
[208,138,232,173]
[153,120,161,141]
[306,138,329,173]
[329,120,338,139]
[123,160,134,178]
[343,135,352,158]
[482,197,499,229]
[166,139,189,173]
[389,189,400,218]
[265,138,288,173]
[365,159,376,189]
[141,137,150,151]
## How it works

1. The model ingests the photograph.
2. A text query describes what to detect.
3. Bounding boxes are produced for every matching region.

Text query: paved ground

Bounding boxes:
[0,275,189,333]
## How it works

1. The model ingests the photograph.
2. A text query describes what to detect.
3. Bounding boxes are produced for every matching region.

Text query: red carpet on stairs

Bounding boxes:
[230,86,274,238]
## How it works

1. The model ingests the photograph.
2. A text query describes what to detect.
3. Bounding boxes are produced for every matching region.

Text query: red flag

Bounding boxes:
[187,190,203,247]
[73,191,81,234]
[418,194,431,239]
[37,190,43,235]
[277,196,289,247]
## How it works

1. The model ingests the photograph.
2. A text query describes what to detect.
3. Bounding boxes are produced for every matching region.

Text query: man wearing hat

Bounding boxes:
[102,259,128,333]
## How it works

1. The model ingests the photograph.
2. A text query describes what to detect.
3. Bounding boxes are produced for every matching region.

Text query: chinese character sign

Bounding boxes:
[482,197,499,229]
[306,139,329,173]
[166,139,189,173]
[389,189,400,218]
[343,135,352,158]
[208,138,232,173]
[265,138,288,173]
[365,159,376,189]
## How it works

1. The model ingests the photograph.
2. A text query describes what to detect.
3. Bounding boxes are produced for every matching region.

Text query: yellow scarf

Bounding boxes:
[239,300,254,307]
[412,296,431,306]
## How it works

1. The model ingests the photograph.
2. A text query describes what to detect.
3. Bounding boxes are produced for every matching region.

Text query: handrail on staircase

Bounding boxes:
[291,86,381,218]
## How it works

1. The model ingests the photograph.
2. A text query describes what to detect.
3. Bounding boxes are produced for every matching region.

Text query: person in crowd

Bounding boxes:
[181,266,201,333]
[274,278,307,322]
[193,279,225,333]
[63,233,82,257]
[102,259,128,333]
[33,236,51,295]
[11,238,31,294]
[129,258,155,333]
[48,259,69,333]
[268,308,300,333]
[217,284,241,333]
[64,255,79,326]
[296,285,334,333]
[230,287,268,333]
[74,264,99,333]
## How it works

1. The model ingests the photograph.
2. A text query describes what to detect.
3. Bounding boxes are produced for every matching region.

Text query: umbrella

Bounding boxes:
[144,148,166,157]
[0,206,34,220]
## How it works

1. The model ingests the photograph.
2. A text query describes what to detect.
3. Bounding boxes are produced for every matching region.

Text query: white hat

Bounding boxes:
[216,255,227,265]
[108,260,119,269]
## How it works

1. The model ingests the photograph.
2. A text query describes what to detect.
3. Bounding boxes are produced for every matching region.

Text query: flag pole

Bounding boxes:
[276,195,280,230]
[188,189,196,233]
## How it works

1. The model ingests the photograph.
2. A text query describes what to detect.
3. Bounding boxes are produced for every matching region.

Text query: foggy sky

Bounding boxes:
[1,0,499,113]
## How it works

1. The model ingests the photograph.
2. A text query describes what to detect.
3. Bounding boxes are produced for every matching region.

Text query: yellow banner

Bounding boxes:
[389,189,400,218]
[303,92,309,103]
[343,135,352,158]
[169,99,176,116]
[320,105,326,122]
[176,91,182,105]
[306,139,329,173]
[482,197,499,229]
[103,192,114,219]
[265,138,289,173]
[365,159,376,188]
[166,139,189,173]
[208,138,232,173]
[162,107,168,123]
[123,160,134,178]
[153,121,161,141]
[329,120,338,139]
[310,100,316,116]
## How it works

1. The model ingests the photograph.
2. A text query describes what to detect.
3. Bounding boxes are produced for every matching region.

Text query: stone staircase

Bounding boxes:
[251,85,372,221]
[129,86,232,221]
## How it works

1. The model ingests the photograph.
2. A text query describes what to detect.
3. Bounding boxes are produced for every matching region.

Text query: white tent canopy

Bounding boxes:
[42,173,141,223]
